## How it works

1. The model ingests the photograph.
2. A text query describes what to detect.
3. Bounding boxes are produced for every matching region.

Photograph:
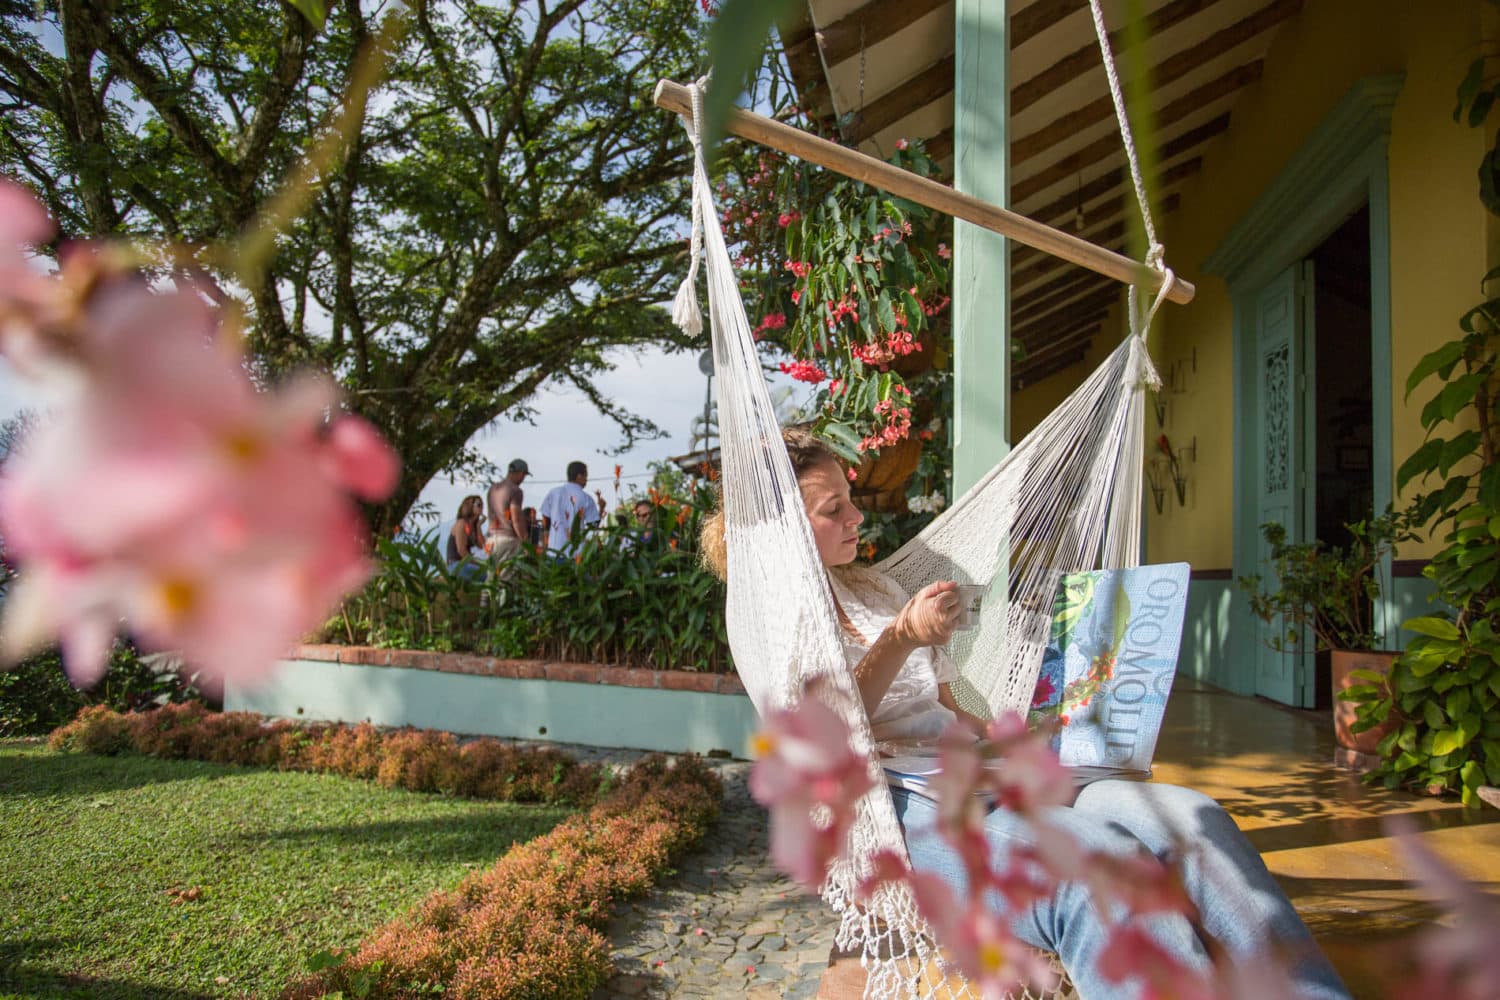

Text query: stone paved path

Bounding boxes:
[589,762,837,1000]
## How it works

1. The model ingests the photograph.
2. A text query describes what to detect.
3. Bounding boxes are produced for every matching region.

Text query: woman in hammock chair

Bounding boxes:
[701,428,1350,1000]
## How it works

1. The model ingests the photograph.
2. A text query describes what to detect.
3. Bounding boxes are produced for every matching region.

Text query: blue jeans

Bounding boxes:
[892,781,1349,1000]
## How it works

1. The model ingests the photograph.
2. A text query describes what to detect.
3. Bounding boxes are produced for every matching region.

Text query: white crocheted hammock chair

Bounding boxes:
[669,9,1178,997]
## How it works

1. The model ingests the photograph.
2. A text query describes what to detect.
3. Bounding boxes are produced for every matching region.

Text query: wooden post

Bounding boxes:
[652,79,1195,306]
[951,0,1011,496]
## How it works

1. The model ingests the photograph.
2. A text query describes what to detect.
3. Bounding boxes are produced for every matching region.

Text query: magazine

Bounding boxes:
[880,563,1192,793]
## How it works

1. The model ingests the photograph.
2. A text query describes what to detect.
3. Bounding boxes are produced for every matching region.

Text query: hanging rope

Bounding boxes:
[1086,0,1176,382]
[671,75,710,338]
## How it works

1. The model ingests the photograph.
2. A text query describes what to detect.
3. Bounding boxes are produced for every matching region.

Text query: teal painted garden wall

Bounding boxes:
[226,657,759,758]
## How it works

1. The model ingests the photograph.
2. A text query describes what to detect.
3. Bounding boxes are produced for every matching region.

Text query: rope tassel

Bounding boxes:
[672,270,702,337]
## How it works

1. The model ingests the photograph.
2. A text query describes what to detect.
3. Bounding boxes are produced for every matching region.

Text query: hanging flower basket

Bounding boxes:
[850,436,922,513]
[889,315,949,378]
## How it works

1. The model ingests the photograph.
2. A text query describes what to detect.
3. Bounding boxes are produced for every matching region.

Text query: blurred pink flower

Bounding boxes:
[750,681,875,886]
[1096,923,1215,1000]
[1084,848,1196,922]
[0,180,399,687]
[946,904,1061,998]
[979,713,1076,814]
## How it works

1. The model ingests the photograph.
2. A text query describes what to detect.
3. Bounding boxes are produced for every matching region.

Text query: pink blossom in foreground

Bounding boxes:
[1083,846,1197,921]
[977,713,1076,814]
[0,177,399,687]
[1097,923,1215,1000]
[946,903,1061,998]
[749,681,875,886]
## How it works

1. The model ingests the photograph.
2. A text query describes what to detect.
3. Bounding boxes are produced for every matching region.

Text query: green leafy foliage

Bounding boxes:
[1345,57,1500,806]
[701,0,801,148]
[1238,510,1415,653]
[0,642,204,737]
[336,479,731,671]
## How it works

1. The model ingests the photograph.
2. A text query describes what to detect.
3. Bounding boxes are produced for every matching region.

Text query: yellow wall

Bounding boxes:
[1011,0,1489,569]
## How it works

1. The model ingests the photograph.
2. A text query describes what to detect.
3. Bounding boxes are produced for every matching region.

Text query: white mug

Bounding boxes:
[954,584,986,631]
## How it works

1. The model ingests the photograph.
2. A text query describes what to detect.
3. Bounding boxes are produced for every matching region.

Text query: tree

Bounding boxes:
[0,0,705,535]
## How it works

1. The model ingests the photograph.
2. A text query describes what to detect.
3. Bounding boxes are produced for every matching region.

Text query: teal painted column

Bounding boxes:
[951,0,1010,495]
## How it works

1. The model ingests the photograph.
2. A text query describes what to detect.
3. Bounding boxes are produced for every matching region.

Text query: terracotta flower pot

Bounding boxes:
[1331,649,1400,758]
[850,436,922,513]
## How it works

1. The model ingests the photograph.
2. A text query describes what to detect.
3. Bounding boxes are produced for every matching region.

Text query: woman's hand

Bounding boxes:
[892,580,961,648]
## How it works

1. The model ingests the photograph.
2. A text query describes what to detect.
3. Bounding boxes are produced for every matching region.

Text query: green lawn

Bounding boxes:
[0,740,575,999]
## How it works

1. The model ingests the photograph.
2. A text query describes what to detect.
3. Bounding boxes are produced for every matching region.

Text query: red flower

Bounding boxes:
[778,359,828,384]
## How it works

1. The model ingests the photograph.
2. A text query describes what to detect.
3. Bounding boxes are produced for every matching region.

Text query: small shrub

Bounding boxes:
[1,642,201,737]
[125,700,210,758]
[47,704,132,755]
[306,722,385,780]
[376,729,463,795]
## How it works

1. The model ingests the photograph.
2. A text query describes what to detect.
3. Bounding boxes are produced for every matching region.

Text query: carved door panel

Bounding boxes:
[1253,263,1313,706]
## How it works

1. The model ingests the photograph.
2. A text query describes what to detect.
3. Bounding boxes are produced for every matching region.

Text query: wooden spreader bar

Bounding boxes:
[653,78,1195,306]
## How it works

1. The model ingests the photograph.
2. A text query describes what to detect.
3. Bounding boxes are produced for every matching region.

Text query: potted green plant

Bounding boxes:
[1238,510,1414,764]
[1345,294,1500,805]
[1340,55,1500,808]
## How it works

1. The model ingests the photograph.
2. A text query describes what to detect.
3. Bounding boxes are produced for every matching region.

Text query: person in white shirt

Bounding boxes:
[538,461,602,558]
[696,427,1349,1000]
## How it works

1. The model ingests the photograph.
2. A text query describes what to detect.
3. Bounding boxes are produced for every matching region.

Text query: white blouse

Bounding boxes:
[828,567,959,752]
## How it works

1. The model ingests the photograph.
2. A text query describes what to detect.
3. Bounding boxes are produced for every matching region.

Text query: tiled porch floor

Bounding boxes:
[1153,679,1500,998]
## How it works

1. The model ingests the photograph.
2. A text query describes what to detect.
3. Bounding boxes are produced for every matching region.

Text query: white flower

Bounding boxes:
[908,492,947,514]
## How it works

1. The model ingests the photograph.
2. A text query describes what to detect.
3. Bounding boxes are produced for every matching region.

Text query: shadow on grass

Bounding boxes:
[227,805,574,866]
[0,749,229,801]
[0,940,218,1000]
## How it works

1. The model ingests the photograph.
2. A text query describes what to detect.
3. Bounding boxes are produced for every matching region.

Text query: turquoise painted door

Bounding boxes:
[1253,263,1313,706]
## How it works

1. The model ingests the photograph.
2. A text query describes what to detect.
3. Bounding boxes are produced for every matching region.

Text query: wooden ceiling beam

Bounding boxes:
[1012,192,1180,269]
[1011,224,1124,290]
[1027,156,1202,228]
[1013,268,1100,317]
[926,126,953,162]
[1014,287,1120,344]
[1015,312,1108,361]
[1017,320,1102,367]
[1013,111,1228,204]
[1151,0,1302,94]
[1013,59,1263,167]
[792,0,952,71]
[1012,0,1089,48]
[1012,271,1107,326]
[1012,0,1224,117]
[1017,312,1116,363]
[1015,347,1092,389]
[846,54,956,144]
[1015,304,1110,353]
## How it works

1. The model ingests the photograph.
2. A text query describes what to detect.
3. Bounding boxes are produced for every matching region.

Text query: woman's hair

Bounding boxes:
[698,426,844,581]
[456,495,482,520]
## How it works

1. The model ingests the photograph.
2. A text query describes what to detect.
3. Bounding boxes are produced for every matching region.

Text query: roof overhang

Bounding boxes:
[780,0,1301,386]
